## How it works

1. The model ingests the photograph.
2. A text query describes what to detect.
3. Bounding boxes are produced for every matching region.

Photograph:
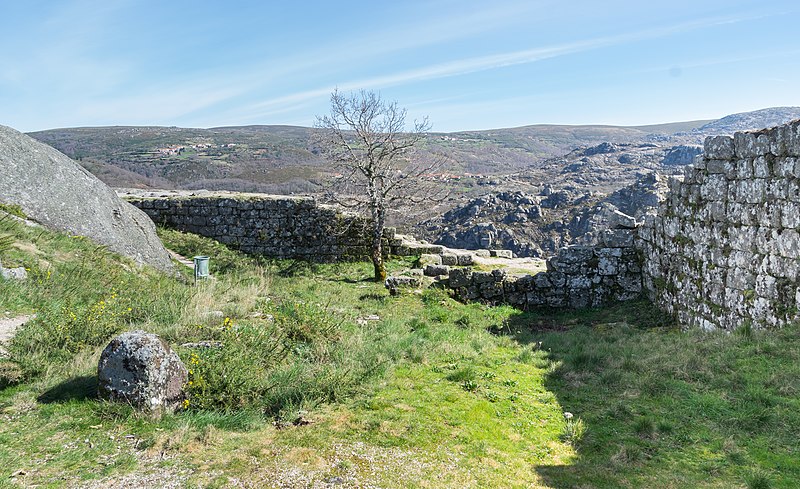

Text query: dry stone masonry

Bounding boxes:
[639,120,800,330]
[126,120,800,330]
[130,194,377,262]
[445,226,642,309]
[129,193,462,262]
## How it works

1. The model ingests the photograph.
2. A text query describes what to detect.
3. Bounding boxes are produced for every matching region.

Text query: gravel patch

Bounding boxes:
[0,314,34,355]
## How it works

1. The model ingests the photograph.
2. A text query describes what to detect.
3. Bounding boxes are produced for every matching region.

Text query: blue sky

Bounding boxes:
[1,0,799,132]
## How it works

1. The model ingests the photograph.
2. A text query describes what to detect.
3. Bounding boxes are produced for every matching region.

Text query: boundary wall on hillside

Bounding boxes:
[130,195,375,262]
[639,120,800,330]
[445,228,642,309]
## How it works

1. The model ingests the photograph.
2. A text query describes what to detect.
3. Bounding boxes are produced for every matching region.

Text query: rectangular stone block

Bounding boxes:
[457,254,475,266]
[753,156,771,178]
[735,159,754,180]
[441,253,458,266]
[788,121,800,157]
[704,135,734,159]
[781,201,800,228]
[472,271,494,284]
[700,174,728,201]
[736,180,767,204]
[770,125,789,156]
[775,229,800,258]
[734,132,769,158]
[705,159,728,174]
[489,249,513,259]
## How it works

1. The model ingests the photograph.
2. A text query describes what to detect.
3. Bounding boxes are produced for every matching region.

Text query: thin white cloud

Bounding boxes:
[240,12,765,121]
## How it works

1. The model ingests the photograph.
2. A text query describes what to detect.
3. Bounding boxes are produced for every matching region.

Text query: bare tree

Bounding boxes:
[315,89,442,281]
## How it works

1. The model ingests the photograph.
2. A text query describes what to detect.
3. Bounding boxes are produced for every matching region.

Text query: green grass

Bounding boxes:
[0,218,798,487]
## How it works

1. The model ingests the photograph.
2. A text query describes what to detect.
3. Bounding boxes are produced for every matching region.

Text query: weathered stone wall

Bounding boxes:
[639,120,800,330]
[129,195,378,262]
[446,227,642,309]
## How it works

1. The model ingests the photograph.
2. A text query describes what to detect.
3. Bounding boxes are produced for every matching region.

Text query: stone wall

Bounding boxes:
[639,120,800,330]
[129,195,377,262]
[446,227,642,309]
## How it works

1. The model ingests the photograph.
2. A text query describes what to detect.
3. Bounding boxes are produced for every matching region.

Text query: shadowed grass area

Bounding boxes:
[504,306,800,488]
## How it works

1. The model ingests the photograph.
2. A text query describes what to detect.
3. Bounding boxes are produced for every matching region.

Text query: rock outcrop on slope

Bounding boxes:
[0,125,173,272]
[423,172,669,258]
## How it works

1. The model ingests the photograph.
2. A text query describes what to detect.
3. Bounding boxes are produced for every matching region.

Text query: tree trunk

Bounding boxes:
[371,206,386,282]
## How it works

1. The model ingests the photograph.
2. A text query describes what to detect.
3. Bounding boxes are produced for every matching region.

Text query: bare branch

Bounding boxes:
[314,89,441,281]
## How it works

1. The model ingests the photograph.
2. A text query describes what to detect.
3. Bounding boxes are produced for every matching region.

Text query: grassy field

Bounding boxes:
[0,214,798,488]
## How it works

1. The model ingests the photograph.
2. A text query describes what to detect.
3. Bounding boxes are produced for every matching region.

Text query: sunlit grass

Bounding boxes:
[0,218,798,487]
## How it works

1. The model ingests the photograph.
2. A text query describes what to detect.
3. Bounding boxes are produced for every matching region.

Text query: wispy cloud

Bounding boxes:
[239,12,765,121]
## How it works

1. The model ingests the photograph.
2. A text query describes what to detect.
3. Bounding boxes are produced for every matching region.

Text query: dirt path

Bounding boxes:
[167,249,195,269]
[0,315,34,354]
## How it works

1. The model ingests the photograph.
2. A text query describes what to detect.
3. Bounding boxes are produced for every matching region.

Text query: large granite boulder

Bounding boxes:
[98,331,187,415]
[0,125,173,272]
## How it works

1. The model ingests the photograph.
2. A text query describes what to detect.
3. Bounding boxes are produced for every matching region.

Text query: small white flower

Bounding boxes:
[563,411,573,420]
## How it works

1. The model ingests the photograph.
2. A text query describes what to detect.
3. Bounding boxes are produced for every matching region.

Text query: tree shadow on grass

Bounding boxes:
[38,375,98,403]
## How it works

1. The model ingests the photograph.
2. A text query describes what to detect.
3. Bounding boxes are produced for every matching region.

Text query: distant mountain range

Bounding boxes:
[28,107,800,192]
[25,106,800,256]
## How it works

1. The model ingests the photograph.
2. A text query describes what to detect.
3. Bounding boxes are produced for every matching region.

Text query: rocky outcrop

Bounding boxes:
[97,331,187,415]
[662,145,702,166]
[0,125,173,273]
[426,172,669,258]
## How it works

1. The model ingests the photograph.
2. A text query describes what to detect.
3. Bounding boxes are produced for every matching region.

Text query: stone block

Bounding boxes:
[617,273,642,293]
[457,254,475,266]
[569,276,592,289]
[441,253,458,266]
[788,121,800,157]
[735,158,754,180]
[734,131,768,158]
[489,249,513,259]
[736,179,767,204]
[770,125,789,156]
[419,253,442,266]
[704,135,734,159]
[448,267,473,288]
[607,209,638,229]
[598,256,618,276]
[557,246,595,263]
[533,272,551,288]
[472,271,494,284]
[526,290,546,306]
[775,229,800,258]
[600,229,635,248]
[568,289,591,309]
[699,174,728,201]
[491,268,507,281]
[424,264,449,277]
[480,281,503,298]
[753,156,771,178]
